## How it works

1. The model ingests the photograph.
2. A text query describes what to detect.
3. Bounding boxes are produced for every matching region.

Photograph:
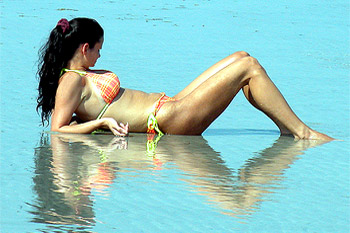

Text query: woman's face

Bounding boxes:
[86,37,104,67]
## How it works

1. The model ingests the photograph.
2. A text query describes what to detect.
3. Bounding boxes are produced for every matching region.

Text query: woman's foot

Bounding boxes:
[295,128,334,141]
[307,129,335,141]
[280,126,334,141]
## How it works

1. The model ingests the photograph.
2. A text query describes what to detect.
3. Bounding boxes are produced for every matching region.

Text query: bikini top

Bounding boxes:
[61,68,120,104]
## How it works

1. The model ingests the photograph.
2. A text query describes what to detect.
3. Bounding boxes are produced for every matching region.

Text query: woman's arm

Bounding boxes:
[53,116,128,136]
[50,72,128,136]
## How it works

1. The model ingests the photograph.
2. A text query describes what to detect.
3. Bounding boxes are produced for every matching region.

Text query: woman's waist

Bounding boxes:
[104,99,156,122]
[77,89,166,126]
[102,90,166,129]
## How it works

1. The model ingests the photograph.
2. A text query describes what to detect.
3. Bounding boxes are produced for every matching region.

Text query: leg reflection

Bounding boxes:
[155,136,329,218]
[30,133,329,227]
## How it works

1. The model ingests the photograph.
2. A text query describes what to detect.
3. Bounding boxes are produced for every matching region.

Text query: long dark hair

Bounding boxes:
[36,18,104,126]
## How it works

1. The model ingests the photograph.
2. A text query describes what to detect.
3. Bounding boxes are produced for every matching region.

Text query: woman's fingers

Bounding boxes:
[120,122,129,132]
[119,122,129,135]
[112,122,128,136]
[103,118,129,136]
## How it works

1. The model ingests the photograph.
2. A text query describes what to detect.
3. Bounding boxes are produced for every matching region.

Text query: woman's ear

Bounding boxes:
[81,43,90,55]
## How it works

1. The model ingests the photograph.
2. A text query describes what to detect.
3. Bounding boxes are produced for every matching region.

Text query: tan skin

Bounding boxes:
[51,37,333,140]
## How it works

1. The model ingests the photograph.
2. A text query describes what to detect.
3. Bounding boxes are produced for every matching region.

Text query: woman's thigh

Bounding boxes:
[159,56,258,135]
[174,51,250,100]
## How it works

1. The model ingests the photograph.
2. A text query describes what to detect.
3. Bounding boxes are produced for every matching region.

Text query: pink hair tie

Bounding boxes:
[57,18,70,33]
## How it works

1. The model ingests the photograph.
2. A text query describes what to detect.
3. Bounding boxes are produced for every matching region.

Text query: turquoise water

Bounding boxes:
[1,0,349,232]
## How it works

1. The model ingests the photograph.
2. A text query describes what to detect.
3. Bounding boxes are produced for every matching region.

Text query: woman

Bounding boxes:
[37,17,332,140]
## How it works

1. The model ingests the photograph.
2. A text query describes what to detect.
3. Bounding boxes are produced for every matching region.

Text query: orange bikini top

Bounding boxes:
[61,68,120,104]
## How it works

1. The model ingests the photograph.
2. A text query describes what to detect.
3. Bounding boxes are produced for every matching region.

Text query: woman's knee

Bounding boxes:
[238,56,263,73]
[224,56,265,84]
[221,51,251,68]
[226,51,250,63]
[232,51,250,58]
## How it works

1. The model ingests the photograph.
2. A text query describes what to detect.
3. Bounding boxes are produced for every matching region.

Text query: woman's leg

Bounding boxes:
[158,54,333,140]
[174,51,249,99]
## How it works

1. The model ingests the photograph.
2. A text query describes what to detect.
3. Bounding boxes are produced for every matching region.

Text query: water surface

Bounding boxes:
[0,0,349,232]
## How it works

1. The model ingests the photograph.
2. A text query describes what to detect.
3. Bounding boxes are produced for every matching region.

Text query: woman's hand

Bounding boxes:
[102,118,129,136]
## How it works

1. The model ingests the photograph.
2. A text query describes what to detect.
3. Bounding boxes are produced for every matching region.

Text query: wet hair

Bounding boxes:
[36,18,104,126]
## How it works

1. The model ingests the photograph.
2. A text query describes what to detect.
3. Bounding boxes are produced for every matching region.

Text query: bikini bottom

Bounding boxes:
[147,93,176,135]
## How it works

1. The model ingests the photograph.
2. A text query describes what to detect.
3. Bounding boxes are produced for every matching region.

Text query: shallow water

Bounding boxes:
[1,0,349,232]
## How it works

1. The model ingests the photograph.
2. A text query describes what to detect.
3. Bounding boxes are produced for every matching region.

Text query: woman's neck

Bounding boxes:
[67,64,87,71]
[66,57,88,71]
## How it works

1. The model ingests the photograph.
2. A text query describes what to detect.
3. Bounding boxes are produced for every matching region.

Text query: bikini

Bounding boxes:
[61,68,120,119]
[147,93,176,135]
[61,68,175,134]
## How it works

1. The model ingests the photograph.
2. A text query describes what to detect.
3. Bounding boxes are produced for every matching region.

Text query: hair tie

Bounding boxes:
[57,18,70,33]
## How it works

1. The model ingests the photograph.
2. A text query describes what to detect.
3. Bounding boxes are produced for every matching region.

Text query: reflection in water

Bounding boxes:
[30,132,328,230]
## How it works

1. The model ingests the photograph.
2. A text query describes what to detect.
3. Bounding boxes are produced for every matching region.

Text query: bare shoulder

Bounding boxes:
[55,71,86,106]
[55,72,86,101]
[59,71,86,87]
